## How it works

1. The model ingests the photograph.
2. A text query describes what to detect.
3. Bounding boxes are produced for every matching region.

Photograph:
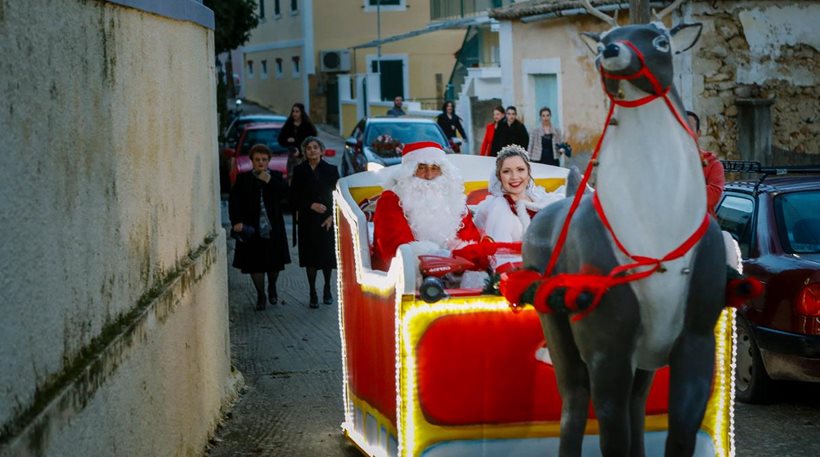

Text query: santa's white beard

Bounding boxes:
[393,175,467,249]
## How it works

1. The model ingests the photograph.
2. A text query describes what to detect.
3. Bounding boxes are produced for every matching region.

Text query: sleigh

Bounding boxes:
[333,155,736,457]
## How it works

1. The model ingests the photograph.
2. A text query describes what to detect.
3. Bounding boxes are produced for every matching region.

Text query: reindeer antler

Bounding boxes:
[654,0,686,21]
[580,0,617,26]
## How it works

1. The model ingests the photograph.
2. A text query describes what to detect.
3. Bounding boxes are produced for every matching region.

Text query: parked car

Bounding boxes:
[219,114,289,193]
[339,117,460,177]
[716,161,820,403]
[225,122,289,186]
[223,113,288,148]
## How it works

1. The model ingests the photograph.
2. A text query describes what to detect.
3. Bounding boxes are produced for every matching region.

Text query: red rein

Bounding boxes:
[500,40,709,320]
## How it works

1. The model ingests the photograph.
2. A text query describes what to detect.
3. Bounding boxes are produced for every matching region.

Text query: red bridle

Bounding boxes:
[500,39,709,320]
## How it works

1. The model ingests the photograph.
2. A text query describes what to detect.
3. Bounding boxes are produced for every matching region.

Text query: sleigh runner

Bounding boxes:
[333,155,736,457]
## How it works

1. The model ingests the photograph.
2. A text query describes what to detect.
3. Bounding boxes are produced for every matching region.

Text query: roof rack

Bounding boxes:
[720,160,820,195]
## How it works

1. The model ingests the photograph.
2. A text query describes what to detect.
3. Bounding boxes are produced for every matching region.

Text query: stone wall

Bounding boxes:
[690,1,819,162]
[0,1,236,456]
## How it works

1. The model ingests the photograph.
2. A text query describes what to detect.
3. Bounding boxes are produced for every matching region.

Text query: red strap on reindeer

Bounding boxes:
[500,40,709,319]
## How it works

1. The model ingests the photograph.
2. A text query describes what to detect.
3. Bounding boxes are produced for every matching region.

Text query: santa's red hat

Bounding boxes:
[401,141,446,168]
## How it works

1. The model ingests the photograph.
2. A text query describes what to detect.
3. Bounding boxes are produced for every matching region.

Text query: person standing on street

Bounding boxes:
[686,110,724,217]
[436,101,467,150]
[289,137,339,308]
[528,107,565,167]
[278,103,318,180]
[387,96,406,116]
[229,144,291,310]
[480,105,505,157]
[491,106,528,155]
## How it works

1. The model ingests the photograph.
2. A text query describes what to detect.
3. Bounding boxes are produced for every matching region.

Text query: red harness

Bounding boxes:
[500,40,709,320]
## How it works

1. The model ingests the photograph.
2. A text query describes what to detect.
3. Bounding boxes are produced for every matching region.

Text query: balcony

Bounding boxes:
[430,0,513,21]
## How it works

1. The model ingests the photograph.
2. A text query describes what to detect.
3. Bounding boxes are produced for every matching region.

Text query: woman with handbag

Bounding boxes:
[229,144,291,310]
[527,107,567,167]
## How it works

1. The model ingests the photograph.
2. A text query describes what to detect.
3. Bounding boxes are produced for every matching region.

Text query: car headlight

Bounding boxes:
[367,162,385,172]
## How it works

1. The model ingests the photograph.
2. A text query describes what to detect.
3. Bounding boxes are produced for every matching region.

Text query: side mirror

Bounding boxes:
[345,137,358,148]
[451,137,463,145]
[223,148,237,158]
[324,148,337,157]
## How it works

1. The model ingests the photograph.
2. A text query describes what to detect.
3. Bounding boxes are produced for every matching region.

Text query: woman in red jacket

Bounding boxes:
[480,105,506,156]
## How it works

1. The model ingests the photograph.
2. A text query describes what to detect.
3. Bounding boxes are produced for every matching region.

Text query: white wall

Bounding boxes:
[0,1,235,455]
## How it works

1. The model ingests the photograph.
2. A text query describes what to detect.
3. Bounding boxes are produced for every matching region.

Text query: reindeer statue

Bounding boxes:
[499,1,726,456]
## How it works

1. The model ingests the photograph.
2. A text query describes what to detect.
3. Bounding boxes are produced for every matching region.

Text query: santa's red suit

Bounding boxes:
[371,142,481,271]
[373,190,481,270]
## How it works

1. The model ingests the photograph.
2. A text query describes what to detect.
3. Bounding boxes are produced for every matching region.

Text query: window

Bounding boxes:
[292,56,301,78]
[261,60,268,79]
[364,0,405,12]
[274,0,280,17]
[275,58,283,79]
[290,0,298,14]
[716,194,755,258]
[259,0,265,18]
[247,60,254,78]
[774,190,820,254]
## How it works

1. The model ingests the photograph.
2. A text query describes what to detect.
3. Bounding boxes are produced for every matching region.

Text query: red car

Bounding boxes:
[716,161,820,402]
[225,122,290,185]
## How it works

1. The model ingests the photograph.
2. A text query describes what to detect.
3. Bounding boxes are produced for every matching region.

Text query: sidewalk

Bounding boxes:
[207,101,356,456]
[206,221,359,457]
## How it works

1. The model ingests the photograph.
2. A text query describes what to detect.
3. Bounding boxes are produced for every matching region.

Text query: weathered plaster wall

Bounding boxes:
[507,15,613,154]
[689,1,819,160]
[0,1,234,455]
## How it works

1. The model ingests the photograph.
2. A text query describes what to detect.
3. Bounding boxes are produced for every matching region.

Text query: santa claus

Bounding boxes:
[372,141,481,271]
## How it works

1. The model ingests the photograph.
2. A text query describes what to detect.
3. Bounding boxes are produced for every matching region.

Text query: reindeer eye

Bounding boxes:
[653,36,670,53]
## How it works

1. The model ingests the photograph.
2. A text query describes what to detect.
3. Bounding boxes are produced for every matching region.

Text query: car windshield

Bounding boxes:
[775,190,820,254]
[364,122,447,157]
[239,128,288,156]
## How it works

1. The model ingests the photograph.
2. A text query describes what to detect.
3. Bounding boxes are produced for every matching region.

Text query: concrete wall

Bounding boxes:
[0,1,235,456]
[687,0,819,162]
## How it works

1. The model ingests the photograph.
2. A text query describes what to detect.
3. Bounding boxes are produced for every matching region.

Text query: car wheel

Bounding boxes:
[735,316,771,403]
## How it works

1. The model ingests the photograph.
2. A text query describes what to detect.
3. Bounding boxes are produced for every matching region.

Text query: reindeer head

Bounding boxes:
[578,0,702,100]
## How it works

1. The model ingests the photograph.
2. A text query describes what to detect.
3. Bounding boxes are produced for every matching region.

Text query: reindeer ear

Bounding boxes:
[670,23,702,54]
[580,32,601,55]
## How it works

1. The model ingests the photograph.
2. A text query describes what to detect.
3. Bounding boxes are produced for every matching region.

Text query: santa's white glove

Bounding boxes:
[407,240,442,258]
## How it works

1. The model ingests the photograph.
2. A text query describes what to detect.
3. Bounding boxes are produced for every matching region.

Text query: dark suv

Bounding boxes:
[716,161,820,402]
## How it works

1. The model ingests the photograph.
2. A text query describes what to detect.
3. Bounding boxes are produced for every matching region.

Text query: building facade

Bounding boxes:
[242,0,464,125]
[490,0,819,162]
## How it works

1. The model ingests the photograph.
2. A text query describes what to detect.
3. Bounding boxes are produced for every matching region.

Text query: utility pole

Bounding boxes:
[630,0,651,24]
[376,0,382,76]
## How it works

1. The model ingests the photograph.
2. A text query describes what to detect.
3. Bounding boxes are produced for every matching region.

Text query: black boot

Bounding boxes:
[309,290,319,309]
[256,293,267,311]
[323,285,333,305]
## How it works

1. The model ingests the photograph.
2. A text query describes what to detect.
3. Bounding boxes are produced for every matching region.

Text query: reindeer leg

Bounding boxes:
[629,369,655,457]
[539,314,590,457]
[665,332,715,457]
[666,226,726,457]
[588,355,634,456]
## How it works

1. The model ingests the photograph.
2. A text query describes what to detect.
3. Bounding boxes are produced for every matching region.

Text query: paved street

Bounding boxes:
[206,101,820,457]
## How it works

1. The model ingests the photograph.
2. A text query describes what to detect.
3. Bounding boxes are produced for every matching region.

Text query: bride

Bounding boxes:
[472,145,564,270]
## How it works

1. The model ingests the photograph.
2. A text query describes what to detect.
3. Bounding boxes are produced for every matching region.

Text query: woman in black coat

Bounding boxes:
[435,100,467,146]
[278,103,318,178]
[229,145,291,310]
[289,137,339,308]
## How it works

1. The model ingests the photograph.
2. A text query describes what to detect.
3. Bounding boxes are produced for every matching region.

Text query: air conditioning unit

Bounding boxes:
[320,49,351,72]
